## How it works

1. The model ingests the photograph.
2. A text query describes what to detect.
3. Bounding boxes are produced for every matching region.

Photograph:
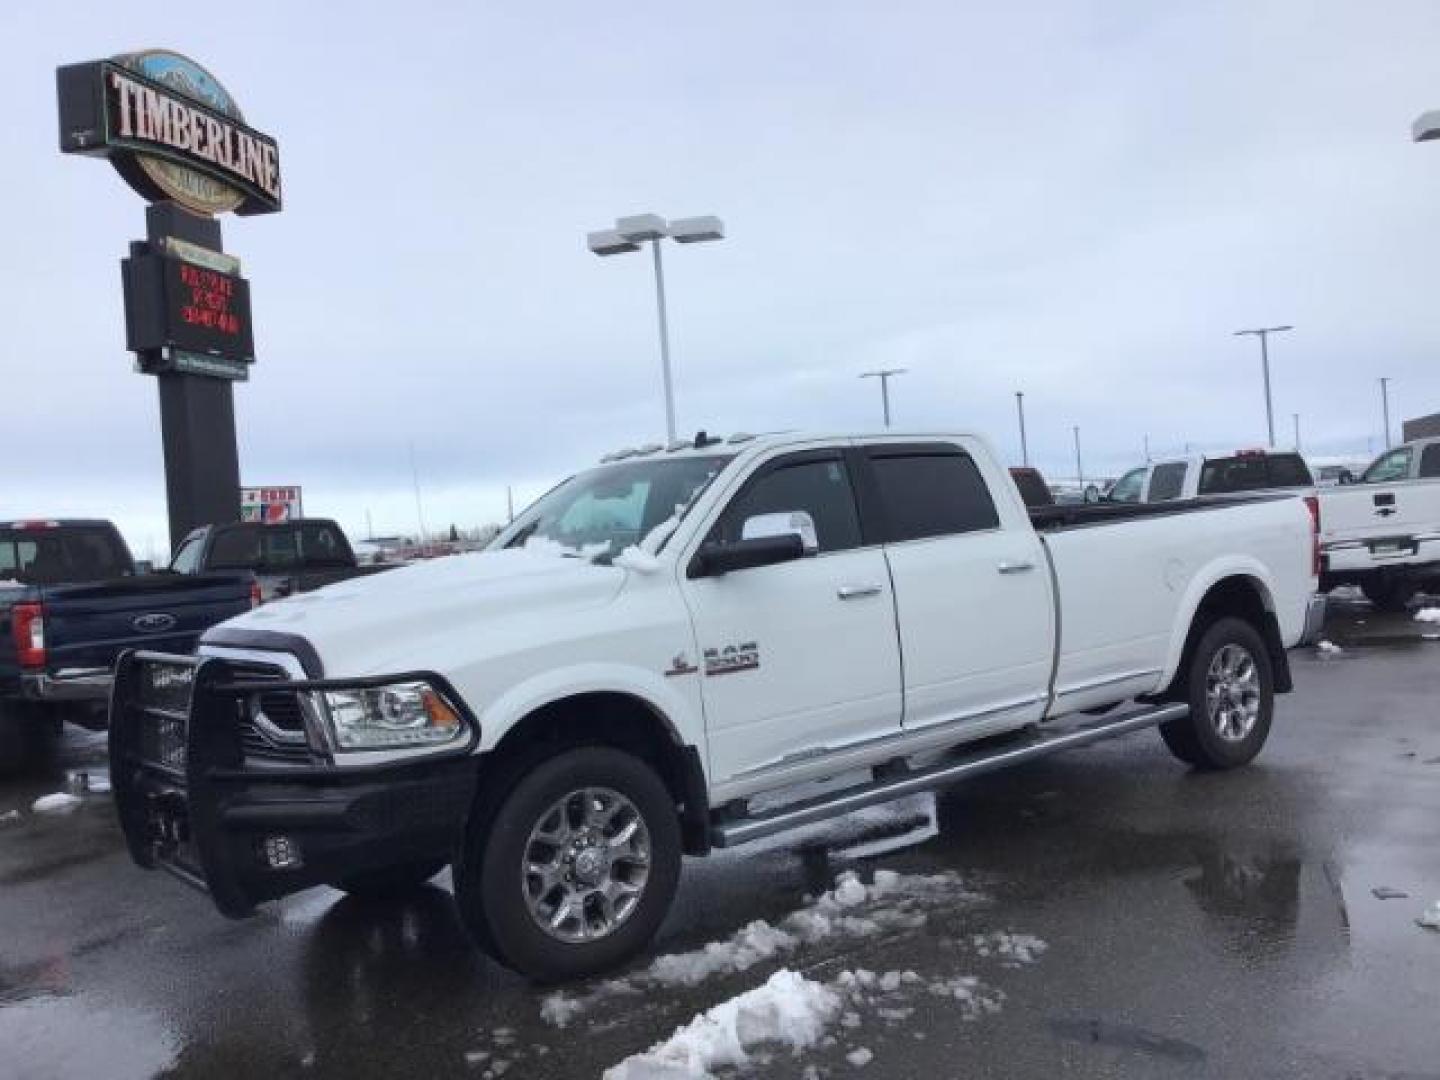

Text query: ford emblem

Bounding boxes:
[133,612,178,634]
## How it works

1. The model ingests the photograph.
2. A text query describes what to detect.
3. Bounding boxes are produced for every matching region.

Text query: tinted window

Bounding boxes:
[1108,467,1146,504]
[716,456,861,554]
[1198,456,1268,494]
[1267,454,1313,487]
[300,523,350,566]
[1362,447,1412,484]
[208,526,263,569]
[1420,443,1440,479]
[1009,468,1053,507]
[0,526,130,585]
[1147,462,1188,502]
[870,449,999,542]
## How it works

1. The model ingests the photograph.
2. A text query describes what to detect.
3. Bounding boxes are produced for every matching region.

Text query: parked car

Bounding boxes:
[170,518,394,601]
[1107,449,1314,504]
[1315,437,1440,610]
[1308,457,1368,487]
[0,519,257,772]
[110,431,1323,980]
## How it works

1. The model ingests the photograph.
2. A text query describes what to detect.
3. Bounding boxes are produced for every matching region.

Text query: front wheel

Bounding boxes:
[1160,617,1274,770]
[455,746,681,982]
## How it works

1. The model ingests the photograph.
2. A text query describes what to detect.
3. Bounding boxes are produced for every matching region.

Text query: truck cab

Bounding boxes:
[1107,449,1314,504]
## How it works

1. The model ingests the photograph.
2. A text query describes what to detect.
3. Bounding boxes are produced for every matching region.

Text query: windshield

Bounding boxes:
[494,455,735,563]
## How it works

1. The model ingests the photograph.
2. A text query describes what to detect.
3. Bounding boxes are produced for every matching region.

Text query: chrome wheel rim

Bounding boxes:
[1206,643,1261,742]
[521,787,651,943]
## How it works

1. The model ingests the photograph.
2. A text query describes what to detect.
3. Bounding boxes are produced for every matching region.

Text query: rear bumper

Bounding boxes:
[109,652,477,917]
[21,667,113,703]
[1298,593,1328,647]
[1321,534,1440,574]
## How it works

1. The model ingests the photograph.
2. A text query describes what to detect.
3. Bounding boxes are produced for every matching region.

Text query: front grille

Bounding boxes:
[138,709,188,772]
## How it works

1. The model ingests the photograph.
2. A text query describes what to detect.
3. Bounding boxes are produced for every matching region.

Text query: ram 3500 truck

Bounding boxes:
[110,432,1325,980]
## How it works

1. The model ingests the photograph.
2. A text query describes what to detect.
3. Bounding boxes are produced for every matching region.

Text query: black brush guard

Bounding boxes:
[109,651,477,917]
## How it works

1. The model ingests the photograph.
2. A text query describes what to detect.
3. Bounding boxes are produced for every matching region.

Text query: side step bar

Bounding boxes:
[710,702,1189,848]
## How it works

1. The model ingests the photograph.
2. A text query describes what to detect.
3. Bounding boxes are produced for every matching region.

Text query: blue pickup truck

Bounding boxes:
[0,519,257,773]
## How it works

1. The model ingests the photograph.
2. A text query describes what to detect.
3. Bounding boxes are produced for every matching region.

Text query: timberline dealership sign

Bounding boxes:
[56,50,281,216]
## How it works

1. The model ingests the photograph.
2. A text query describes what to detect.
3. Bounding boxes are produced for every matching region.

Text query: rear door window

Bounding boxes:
[299,523,350,567]
[1107,467,1146,504]
[1147,462,1189,502]
[1198,456,1269,494]
[1420,444,1440,479]
[1266,454,1312,487]
[868,447,1000,542]
[208,527,262,569]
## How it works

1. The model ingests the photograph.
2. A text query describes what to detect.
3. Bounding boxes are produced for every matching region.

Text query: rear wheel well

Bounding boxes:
[1166,576,1292,697]
[476,693,710,856]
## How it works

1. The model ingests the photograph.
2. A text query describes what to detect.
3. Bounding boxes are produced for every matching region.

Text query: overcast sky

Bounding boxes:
[4,1,1439,559]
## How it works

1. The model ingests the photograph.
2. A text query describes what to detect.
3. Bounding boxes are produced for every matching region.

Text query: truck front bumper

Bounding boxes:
[109,652,477,917]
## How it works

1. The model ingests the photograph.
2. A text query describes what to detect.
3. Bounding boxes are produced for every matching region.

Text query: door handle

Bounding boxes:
[837,584,882,600]
[997,560,1035,575]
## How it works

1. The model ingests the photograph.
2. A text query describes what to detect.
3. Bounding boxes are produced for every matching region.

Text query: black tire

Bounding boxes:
[1159,617,1274,771]
[333,859,447,899]
[455,746,681,982]
[1361,577,1416,613]
[0,702,55,779]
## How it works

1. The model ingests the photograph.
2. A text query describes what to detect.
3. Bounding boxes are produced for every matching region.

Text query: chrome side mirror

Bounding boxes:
[741,510,819,555]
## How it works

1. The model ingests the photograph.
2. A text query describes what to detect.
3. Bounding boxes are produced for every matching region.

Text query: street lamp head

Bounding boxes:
[668,215,725,244]
[587,229,641,256]
[615,213,669,243]
[1413,110,1440,142]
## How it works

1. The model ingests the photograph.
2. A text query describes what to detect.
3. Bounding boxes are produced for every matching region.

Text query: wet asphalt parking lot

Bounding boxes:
[2,594,1438,1080]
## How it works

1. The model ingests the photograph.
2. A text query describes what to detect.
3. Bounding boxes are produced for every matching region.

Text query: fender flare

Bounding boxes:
[1157,557,1280,692]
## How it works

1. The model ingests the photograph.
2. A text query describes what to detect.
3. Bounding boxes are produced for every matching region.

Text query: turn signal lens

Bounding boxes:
[421,689,461,731]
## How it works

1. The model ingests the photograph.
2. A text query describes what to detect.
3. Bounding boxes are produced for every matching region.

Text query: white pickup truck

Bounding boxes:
[1316,437,1440,610]
[1106,449,1314,504]
[109,431,1325,980]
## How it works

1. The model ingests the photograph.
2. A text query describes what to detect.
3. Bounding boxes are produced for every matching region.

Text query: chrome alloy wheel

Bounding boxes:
[1206,643,1261,742]
[521,787,651,943]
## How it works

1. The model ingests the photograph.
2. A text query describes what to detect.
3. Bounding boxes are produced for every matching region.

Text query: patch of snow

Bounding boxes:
[614,547,662,574]
[1413,607,1440,624]
[32,792,83,815]
[541,869,977,1026]
[971,931,1048,965]
[926,975,1005,1019]
[846,1047,874,1067]
[0,808,21,824]
[602,968,842,1080]
[1418,901,1440,931]
[1316,639,1343,655]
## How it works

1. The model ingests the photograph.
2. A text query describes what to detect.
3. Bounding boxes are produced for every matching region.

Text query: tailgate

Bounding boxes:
[1321,482,1440,549]
[41,574,254,672]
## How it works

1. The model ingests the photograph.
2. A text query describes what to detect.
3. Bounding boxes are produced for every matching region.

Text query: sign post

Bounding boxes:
[57,50,281,552]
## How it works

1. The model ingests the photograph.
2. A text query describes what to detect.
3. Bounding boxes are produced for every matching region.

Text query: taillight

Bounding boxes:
[1303,496,1322,578]
[249,578,263,608]
[11,602,45,669]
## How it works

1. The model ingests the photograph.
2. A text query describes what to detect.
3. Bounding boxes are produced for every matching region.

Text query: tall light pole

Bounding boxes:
[860,369,907,427]
[1072,425,1083,487]
[1292,412,1301,452]
[587,213,724,443]
[1234,325,1293,447]
[1015,391,1029,465]
[1379,377,1393,449]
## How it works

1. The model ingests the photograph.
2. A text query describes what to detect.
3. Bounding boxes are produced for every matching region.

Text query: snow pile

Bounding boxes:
[1316,640,1343,655]
[970,931,1048,966]
[613,547,662,574]
[1413,608,1440,624]
[846,1047,874,1067]
[602,968,841,1080]
[542,869,976,1025]
[926,974,1005,1018]
[1418,901,1440,931]
[614,513,683,575]
[0,808,21,825]
[31,793,83,815]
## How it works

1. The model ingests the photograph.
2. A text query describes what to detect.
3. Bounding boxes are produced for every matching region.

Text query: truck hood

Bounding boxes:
[210,548,626,675]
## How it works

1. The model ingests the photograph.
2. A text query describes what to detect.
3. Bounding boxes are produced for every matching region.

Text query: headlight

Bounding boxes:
[320,681,466,751]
